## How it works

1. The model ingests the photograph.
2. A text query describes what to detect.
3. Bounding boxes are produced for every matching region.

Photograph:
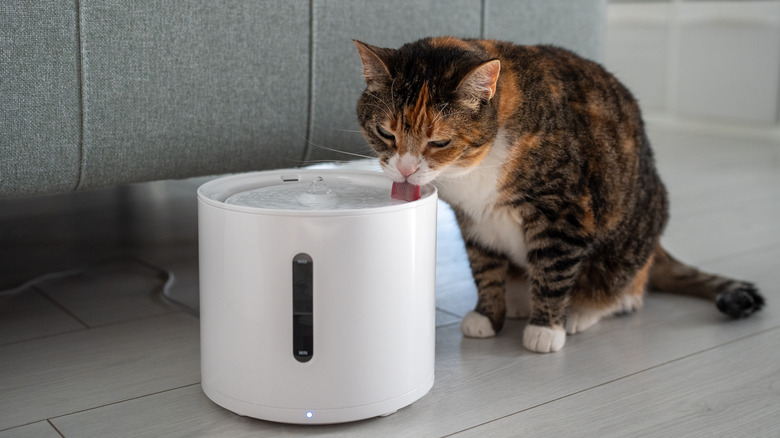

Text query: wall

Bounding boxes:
[605,0,780,130]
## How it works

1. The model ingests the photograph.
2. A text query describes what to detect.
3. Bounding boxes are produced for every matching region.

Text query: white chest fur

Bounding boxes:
[435,131,527,266]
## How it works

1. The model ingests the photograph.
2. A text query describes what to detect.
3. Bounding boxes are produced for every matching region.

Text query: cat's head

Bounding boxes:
[354,37,501,186]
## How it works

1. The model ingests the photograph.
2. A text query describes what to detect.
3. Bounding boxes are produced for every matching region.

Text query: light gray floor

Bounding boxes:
[1,126,778,437]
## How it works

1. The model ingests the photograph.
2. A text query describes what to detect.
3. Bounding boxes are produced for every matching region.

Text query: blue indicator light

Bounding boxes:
[306,411,313,419]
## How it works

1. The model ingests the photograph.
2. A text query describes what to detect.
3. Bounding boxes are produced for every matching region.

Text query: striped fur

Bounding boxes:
[354,37,765,353]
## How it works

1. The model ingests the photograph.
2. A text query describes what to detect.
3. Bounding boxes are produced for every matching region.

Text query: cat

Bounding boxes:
[353,36,765,353]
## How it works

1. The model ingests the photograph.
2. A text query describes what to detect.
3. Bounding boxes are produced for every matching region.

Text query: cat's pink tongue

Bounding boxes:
[391,181,421,202]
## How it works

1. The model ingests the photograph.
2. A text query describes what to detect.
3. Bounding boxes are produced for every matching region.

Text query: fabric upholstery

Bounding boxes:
[484,0,606,62]
[78,1,310,190]
[0,1,81,196]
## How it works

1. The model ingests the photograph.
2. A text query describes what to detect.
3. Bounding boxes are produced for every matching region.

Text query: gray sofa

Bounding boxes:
[1,0,605,198]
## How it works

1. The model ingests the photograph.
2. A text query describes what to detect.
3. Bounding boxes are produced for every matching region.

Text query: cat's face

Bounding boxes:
[354,38,501,186]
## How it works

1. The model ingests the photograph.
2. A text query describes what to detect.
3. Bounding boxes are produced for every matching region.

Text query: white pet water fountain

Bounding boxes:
[197,169,437,424]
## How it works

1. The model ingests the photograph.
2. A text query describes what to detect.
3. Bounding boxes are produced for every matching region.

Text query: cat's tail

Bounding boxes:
[648,245,764,318]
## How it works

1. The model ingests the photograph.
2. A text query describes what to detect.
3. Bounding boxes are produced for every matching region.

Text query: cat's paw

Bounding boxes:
[522,324,565,353]
[461,311,496,338]
[565,308,602,334]
[716,283,764,319]
[618,294,644,314]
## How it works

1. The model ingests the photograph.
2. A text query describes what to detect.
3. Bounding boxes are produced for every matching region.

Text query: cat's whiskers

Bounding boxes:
[431,103,450,125]
[418,105,450,138]
[285,157,348,167]
[361,102,392,119]
[333,128,365,133]
[300,136,377,160]
[364,90,394,115]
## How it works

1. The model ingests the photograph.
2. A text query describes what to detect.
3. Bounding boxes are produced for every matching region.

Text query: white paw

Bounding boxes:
[505,277,531,319]
[461,311,496,338]
[523,324,565,353]
[565,309,602,334]
[618,294,644,314]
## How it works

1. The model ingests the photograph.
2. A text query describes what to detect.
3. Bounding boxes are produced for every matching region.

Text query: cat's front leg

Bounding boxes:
[460,240,509,338]
[523,225,589,353]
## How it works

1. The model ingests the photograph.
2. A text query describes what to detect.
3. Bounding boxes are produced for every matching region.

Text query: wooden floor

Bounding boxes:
[1,125,778,437]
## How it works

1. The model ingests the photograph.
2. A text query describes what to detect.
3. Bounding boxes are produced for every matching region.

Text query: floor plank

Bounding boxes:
[44,292,776,437]
[0,421,62,438]
[0,290,85,346]
[651,130,780,266]
[50,385,260,438]
[662,190,780,267]
[452,327,780,438]
[35,259,178,327]
[0,313,199,430]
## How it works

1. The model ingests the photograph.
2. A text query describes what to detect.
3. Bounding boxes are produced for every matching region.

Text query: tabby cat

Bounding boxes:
[353,37,764,353]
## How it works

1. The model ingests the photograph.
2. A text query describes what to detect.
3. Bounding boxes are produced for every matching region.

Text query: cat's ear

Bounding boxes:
[353,40,394,87]
[456,59,501,107]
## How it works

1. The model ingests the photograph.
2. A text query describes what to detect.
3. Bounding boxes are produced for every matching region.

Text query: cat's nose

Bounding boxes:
[399,165,417,179]
[397,154,419,179]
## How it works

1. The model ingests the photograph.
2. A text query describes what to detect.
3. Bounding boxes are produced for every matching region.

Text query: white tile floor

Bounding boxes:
[1,126,778,437]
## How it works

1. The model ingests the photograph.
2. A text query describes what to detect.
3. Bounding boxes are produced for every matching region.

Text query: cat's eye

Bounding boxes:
[428,139,451,148]
[376,126,395,142]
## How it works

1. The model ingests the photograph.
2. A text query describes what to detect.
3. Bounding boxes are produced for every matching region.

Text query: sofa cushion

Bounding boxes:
[0,0,82,196]
[77,0,311,190]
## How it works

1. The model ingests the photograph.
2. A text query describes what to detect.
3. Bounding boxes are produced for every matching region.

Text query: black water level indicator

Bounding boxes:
[292,253,313,362]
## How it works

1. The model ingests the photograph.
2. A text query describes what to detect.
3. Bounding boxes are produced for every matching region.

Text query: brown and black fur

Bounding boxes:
[354,37,764,352]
